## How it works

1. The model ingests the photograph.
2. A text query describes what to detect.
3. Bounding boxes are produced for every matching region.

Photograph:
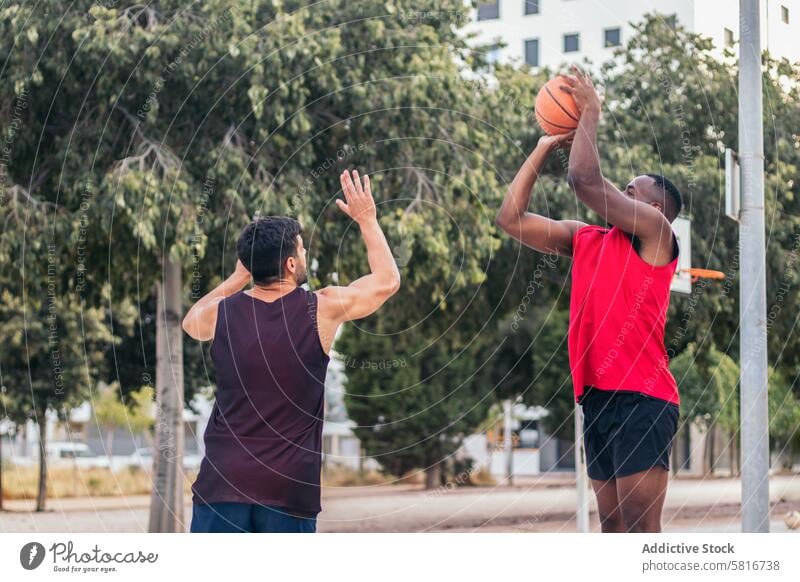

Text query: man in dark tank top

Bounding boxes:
[182,169,400,533]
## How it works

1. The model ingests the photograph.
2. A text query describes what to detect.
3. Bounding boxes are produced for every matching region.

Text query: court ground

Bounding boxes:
[1,474,798,533]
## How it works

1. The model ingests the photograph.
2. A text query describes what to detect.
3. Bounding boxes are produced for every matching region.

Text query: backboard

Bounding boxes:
[670,216,691,295]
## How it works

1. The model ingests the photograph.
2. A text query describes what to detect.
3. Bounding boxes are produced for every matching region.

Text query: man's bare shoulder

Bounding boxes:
[315,286,350,301]
[314,286,351,316]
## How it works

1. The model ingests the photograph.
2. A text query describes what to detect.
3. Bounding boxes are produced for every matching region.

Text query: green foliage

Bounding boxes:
[710,346,741,435]
[768,369,800,454]
[92,381,153,434]
[2,4,799,478]
[319,11,800,472]
[127,384,156,435]
[484,13,800,452]
[93,382,130,430]
[670,343,714,425]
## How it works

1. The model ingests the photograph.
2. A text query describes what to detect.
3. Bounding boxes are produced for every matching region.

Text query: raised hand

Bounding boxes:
[538,130,576,151]
[221,259,251,293]
[230,258,251,283]
[337,169,377,225]
[560,65,602,116]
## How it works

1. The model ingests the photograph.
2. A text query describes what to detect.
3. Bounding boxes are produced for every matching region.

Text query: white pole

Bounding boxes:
[575,402,589,532]
[738,0,771,533]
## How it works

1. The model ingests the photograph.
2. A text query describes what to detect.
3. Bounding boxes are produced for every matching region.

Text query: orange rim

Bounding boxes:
[680,268,725,282]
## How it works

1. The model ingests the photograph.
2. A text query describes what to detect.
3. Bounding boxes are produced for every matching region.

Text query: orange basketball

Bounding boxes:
[534,76,580,135]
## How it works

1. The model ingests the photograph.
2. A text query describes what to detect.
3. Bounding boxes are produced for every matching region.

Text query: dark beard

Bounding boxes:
[295,265,308,286]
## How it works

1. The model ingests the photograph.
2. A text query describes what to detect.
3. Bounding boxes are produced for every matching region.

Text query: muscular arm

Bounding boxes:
[316,170,401,341]
[496,134,586,257]
[182,260,251,341]
[563,67,673,253]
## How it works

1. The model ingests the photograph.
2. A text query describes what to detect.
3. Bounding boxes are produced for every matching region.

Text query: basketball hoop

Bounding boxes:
[680,268,725,283]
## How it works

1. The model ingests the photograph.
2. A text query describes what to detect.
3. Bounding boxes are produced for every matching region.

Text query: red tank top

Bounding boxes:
[568,225,680,405]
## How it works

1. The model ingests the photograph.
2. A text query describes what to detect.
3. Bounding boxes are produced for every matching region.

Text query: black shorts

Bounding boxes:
[579,386,680,481]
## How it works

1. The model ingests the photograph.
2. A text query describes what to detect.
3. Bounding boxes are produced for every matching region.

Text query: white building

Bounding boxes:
[465,0,800,69]
[462,403,554,477]
[321,352,364,470]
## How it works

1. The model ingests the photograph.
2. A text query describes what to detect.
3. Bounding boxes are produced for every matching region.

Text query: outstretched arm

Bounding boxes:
[496,132,586,257]
[182,260,251,341]
[316,169,401,328]
[562,66,671,245]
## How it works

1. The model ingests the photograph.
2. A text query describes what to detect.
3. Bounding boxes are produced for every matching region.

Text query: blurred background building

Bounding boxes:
[464,0,800,68]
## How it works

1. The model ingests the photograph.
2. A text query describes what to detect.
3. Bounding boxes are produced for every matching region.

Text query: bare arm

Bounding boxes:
[182,260,251,341]
[562,66,673,250]
[316,169,401,329]
[496,133,586,257]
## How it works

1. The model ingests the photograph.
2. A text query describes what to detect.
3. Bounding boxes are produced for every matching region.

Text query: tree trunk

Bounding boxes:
[148,258,185,532]
[703,420,716,477]
[424,463,442,490]
[105,428,115,473]
[36,416,47,512]
[503,400,514,486]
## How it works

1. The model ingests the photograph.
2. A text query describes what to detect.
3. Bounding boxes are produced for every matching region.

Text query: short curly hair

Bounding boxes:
[236,217,302,284]
[646,174,683,222]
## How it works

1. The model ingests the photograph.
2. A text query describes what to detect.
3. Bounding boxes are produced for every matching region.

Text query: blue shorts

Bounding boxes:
[190,502,317,533]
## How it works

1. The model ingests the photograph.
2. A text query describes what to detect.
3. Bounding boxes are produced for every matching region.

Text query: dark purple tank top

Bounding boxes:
[191,287,330,516]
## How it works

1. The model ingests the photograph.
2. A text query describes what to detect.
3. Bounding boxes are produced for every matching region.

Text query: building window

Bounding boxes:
[564,33,580,53]
[525,39,540,66]
[477,1,500,21]
[604,27,621,47]
[524,0,540,15]
[724,27,734,47]
[782,5,789,23]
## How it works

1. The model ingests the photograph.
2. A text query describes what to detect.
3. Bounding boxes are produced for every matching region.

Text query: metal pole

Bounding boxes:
[575,403,589,532]
[738,0,770,533]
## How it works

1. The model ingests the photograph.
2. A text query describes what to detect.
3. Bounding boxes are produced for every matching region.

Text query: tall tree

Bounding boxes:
[1,0,241,526]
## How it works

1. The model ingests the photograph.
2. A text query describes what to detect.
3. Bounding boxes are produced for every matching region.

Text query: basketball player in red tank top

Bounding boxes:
[496,66,684,533]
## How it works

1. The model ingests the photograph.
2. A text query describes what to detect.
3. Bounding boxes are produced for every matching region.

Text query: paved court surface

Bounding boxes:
[1,474,797,533]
